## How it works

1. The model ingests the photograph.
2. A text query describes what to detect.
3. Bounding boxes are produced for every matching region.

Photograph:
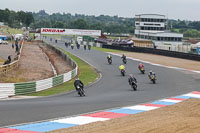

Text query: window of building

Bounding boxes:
[141,18,145,22]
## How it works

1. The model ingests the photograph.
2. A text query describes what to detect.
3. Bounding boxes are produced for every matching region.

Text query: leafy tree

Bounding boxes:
[71,19,89,29]
[0,9,34,28]
[24,13,34,27]
[52,21,65,28]
[184,29,200,38]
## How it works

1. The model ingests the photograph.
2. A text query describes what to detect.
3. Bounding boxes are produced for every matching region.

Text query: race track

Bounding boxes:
[0,38,200,127]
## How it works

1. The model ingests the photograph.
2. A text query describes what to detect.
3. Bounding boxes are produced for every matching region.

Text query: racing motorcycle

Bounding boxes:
[139,67,145,74]
[108,58,112,64]
[120,69,126,76]
[88,45,91,50]
[76,44,80,49]
[150,74,156,84]
[122,58,127,64]
[71,45,74,50]
[76,85,85,97]
[130,80,137,91]
[84,45,87,50]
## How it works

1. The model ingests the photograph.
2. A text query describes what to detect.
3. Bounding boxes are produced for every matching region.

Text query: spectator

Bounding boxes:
[3,56,11,65]
[15,44,19,53]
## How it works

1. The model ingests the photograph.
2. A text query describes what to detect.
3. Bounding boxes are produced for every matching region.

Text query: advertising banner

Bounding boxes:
[41,28,101,36]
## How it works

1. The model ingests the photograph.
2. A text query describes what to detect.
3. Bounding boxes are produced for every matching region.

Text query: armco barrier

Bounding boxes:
[0,83,15,99]
[15,82,36,95]
[102,44,200,61]
[0,42,78,99]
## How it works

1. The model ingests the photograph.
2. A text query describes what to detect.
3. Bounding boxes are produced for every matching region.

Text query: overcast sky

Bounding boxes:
[1,0,200,20]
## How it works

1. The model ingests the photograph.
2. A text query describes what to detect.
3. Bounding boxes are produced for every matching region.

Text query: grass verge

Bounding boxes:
[1,26,24,34]
[0,58,5,63]
[28,48,99,96]
[92,46,123,53]
[29,33,34,39]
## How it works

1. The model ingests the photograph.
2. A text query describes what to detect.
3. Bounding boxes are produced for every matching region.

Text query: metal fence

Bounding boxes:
[0,40,24,75]
[156,44,194,53]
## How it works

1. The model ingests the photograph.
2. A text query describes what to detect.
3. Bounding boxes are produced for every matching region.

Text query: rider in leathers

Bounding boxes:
[74,78,84,91]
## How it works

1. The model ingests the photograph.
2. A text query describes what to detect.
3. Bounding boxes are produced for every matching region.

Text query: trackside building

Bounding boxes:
[135,14,183,46]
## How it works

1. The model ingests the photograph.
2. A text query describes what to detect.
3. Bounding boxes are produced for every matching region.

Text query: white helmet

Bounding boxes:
[149,70,153,74]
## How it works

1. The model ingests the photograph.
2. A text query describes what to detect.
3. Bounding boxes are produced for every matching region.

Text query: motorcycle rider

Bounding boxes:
[74,78,84,92]
[128,74,137,85]
[88,44,91,50]
[71,43,75,49]
[119,64,125,71]
[107,54,112,60]
[65,42,68,48]
[138,63,144,70]
[121,54,126,61]
[76,42,80,49]
[83,44,87,50]
[148,70,156,79]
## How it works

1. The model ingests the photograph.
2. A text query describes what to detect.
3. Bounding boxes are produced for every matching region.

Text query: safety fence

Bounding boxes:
[0,40,24,75]
[0,43,78,99]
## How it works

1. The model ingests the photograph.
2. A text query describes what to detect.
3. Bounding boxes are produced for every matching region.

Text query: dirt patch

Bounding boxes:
[114,52,200,71]
[48,99,200,133]
[0,41,72,83]
[0,44,16,62]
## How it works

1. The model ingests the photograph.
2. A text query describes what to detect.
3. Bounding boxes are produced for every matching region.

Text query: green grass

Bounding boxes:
[92,46,123,53]
[0,58,5,63]
[2,27,24,34]
[28,48,99,96]
[29,33,34,39]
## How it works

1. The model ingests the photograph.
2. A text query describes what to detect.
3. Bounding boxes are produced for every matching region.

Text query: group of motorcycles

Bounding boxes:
[108,55,157,91]
[138,67,156,84]
[76,53,157,96]
[65,42,91,51]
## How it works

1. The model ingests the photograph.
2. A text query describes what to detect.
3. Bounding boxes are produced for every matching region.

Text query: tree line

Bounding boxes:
[1,9,200,38]
[30,10,135,34]
[169,19,200,38]
[0,8,34,28]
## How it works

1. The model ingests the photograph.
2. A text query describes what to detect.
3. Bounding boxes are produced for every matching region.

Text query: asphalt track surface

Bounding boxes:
[0,38,200,127]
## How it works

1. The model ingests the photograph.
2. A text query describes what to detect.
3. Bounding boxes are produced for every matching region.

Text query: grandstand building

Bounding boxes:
[135,14,183,46]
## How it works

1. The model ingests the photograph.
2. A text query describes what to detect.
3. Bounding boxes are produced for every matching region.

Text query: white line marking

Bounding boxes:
[123,105,159,111]
[52,116,109,125]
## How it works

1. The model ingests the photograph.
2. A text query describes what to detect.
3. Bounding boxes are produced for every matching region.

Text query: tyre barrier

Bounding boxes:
[0,43,78,99]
